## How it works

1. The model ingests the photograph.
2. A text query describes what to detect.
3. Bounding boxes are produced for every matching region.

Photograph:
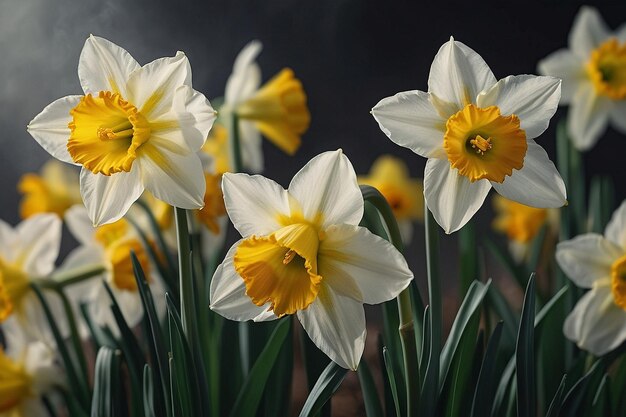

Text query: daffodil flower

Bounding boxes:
[27,35,216,226]
[372,37,567,234]
[538,6,626,150]
[62,205,164,332]
[0,327,63,417]
[358,155,423,244]
[17,160,81,219]
[557,201,626,355]
[210,150,413,370]
[216,40,310,172]
[0,214,64,342]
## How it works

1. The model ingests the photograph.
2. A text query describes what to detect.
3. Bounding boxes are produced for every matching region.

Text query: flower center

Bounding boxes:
[0,349,32,412]
[587,38,626,100]
[611,254,626,310]
[68,91,151,176]
[444,104,527,183]
[0,258,30,323]
[95,220,151,292]
[233,222,322,317]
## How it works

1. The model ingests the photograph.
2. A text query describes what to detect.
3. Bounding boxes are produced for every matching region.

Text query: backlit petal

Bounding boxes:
[64,204,96,246]
[371,90,446,159]
[297,285,366,370]
[568,6,611,58]
[27,95,82,164]
[605,201,626,249]
[78,35,140,97]
[289,150,363,228]
[491,140,567,208]
[537,49,585,104]
[222,172,290,236]
[225,41,263,105]
[80,166,144,226]
[16,214,61,278]
[318,224,413,304]
[477,75,561,140]
[424,158,491,234]
[428,38,497,110]
[556,234,621,288]
[567,82,612,151]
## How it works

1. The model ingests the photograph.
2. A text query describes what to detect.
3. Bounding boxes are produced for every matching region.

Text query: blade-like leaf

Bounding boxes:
[545,375,567,417]
[383,346,402,417]
[471,322,503,417]
[91,347,123,417]
[358,360,384,417]
[143,365,157,417]
[516,275,537,417]
[298,361,348,417]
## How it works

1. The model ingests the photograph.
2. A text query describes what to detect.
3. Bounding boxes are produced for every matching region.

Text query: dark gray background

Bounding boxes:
[1,0,625,301]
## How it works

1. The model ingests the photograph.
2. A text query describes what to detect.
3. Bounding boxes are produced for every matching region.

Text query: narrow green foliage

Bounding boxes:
[483,236,529,292]
[298,362,348,417]
[545,375,567,417]
[143,366,157,417]
[264,321,294,417]
[610,355,626,415]
[516,275,537,417]
[486,284,518,351]
[229,318,291,417]
[382,346,402,417]
[526,225,548,276]
[590,375,611,417]
[471,322,503,417]
[358,360,384,417]
[588,175,615,233]
[91,347,123,417]
[458,220,478,298]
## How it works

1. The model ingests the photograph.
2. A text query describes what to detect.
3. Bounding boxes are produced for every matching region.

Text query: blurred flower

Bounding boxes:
[17,160,81,219]
[215,40,310,172]
[210,150,413,370]
[63,205,164,332]
[556,200,626,355]
[27,35,216,226]
[0,214,63,342]
[372,37,566,234]
[0,329,62,417]
[358,155,423,244]
[538,6,626,150]
[202,124,230,174]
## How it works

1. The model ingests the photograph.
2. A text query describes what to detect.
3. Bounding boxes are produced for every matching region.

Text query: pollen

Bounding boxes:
[587,38,626,100]
[444,104,527,183]
[67,91,151,176]
[283,249,297,265]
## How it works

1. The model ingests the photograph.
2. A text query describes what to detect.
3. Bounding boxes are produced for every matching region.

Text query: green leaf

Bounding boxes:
[264,321,294,417]
[458,220,478,298]
[559,356,606,416]
[382,346,402,417]
[471,322,503,417]
[91,347,123,417]
[229,318,291,417]
[545,375,567,417]
[298,362,348,417]
[588,175,615,234]
[516,275,537,417]
[486,284,518,351]
[610,355,626,415]
[143,365,157,417]
[525,224,547,275]
[358,360,384,417]
[491,358,515,417]
[589,375,611,417]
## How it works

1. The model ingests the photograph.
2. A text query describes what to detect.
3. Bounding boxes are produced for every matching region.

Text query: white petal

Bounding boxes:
[568,6,611,58]
[371,90,446,159]
[424,158,491,234]
[209,240,272,321]
[17,214,61,278]
[126,51,191,118]
[605,201,626,249]
[428,38,497,109]
[64,204,96,246]
[491,139,566,208]
[27,95,82,164]
[567,82,612,151]
[78,35,140,96]
[476,75,561,140]
[289,150,363,228]
[80,166,144,226]
[537,49,585,104]
[139,146,205,209]
[563,286,626,356]
[239,119,264,173]
[0,219,17,259]
[222,172,290,236]
[225,41,263,105]
[318,224,413,304]
[297,285,366,370]
[556,234,621,288]
[610,100,626,135]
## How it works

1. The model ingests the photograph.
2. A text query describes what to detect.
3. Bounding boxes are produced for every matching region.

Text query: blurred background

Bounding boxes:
[1,0,625,414]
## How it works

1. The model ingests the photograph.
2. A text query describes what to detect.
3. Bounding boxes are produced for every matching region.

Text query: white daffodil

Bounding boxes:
[62,205,164,333]
[215,40,310,173]
[372,37,567,234]
[0,326,63,417]
[210,150,413,370]
[0,214,64,343]
[538,6,626,150]
[556,201,626,356]
[27,35,216,226]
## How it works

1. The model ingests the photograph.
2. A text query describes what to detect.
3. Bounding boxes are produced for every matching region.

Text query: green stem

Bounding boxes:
[360,185,419,417]
[41,264,106,289]
[174,207,197,341]
[229,111,244,173]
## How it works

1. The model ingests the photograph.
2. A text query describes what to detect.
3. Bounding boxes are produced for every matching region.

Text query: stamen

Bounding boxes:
[283,249,296,265]
[469,135,492,155]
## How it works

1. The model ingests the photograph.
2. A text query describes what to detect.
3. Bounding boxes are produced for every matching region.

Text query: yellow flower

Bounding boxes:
[17,160,81,219]
[358,155,423,244]
[222,41,310,172]
[492,195,548,244]
[202,124,230,174]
